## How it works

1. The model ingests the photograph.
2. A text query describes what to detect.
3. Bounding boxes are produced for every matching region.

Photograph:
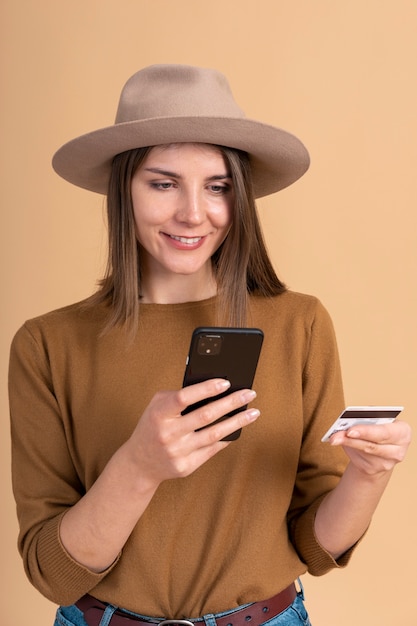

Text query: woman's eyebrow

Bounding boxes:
[207,174,232,181]
[144,167,180,177]
[144,167,231,181]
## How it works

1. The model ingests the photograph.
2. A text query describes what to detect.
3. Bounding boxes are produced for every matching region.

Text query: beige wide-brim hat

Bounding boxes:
[52,64,310,199]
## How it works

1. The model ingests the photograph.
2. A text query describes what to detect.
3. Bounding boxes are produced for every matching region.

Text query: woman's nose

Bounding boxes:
[175,188,205,224]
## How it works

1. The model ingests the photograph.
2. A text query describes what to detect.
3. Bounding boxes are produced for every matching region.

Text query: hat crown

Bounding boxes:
[115,64,246,124]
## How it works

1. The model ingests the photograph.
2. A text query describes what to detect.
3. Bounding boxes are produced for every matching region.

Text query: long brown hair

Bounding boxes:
[89,144,286,333]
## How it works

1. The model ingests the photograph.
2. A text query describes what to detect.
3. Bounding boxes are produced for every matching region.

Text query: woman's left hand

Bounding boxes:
[330,419,412,476]
[316,419,412,558]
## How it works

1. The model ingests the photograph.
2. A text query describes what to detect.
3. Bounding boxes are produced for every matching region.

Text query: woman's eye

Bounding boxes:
[151,182,174,190]
[209,184,229,194]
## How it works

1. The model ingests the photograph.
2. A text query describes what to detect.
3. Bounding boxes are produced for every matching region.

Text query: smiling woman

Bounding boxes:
[8,64,411,626]
[92,140,286,332]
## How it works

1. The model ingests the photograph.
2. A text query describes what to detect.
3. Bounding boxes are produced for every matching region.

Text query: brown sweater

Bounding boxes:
[9,291,353,617]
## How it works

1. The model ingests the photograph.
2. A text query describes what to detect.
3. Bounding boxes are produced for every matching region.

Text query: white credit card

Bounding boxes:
[321,406,403,442]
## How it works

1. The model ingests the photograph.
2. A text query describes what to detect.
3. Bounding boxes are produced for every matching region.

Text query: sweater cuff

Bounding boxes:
[291,495,363,576]
[34,513,121,605]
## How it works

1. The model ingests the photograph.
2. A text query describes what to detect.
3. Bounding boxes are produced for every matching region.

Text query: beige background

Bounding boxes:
[1,1,416,625]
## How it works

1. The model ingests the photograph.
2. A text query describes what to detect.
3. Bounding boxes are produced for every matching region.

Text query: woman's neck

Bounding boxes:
[139,269,217,304]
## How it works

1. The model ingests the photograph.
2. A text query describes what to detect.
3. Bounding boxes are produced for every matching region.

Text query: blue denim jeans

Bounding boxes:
[54,581,311,626]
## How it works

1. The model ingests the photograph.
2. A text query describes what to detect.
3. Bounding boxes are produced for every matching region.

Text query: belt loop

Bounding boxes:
[99,604,118,626]
[295,578,305,600]
[202,614,217,626]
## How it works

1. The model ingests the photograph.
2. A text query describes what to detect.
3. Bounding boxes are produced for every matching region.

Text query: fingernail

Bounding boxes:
[242,389,257,402]
[347,430,360,438]
[247,408,260,421]
[216,379,231,391]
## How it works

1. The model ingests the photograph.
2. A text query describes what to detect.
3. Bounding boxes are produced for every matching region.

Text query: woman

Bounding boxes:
[9,64,411,626]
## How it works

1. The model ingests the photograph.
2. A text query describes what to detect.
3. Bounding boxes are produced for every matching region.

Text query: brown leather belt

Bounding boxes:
[75,584,297,626]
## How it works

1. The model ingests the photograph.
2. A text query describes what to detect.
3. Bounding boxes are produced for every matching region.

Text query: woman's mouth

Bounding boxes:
[168,234,203,245]
[162,232,206,251]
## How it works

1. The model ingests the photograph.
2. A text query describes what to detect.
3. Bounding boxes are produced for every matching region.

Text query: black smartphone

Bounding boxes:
[182,327,264,441]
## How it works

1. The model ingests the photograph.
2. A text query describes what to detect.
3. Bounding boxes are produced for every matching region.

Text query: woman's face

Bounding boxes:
[131,143,234,293]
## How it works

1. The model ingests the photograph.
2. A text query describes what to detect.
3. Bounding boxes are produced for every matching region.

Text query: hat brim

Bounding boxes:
[52,116,310,198]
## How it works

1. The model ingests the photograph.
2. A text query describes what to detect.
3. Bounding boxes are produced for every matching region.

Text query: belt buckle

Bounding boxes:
[158,619,195,626]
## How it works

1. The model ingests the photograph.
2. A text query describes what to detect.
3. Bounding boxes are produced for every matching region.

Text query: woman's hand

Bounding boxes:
[330,419,411,477]
[315,419,411,559]
[125,378,260,489]
[60,379,259,572]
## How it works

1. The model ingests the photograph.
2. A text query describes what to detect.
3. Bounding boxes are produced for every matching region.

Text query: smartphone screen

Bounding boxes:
[182,327,264,441]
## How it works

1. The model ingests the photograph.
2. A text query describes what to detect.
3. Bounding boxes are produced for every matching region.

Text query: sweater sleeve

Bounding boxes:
[287,299,358,575]
[8,322,120,605]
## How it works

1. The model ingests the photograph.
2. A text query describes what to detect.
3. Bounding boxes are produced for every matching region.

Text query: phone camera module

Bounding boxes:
[198,334,222,356]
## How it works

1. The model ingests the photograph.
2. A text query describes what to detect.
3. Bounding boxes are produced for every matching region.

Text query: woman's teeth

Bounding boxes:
[170,235,202,244]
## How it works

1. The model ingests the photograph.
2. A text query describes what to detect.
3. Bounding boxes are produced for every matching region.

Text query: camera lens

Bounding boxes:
[198,334,222,356]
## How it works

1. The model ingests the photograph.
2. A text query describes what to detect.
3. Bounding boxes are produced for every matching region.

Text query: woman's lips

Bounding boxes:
[162,233,206,249]
[169,234,202,244]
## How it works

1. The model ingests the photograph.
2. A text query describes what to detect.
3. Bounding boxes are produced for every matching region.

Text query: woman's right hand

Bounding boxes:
[59,379,258,573]
[124,379,259,489]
